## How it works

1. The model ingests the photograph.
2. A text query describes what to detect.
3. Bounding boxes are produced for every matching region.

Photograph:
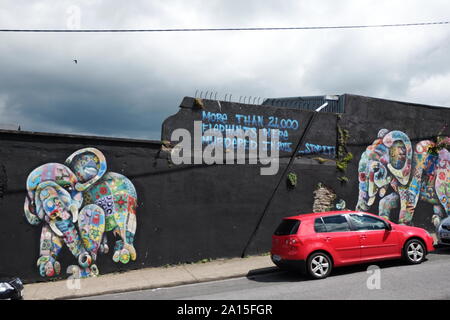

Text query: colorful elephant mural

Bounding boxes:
[24,148,138,278]
[356,129,449,228]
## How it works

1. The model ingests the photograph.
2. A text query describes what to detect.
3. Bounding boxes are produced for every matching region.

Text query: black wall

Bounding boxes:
[0,94,448,283]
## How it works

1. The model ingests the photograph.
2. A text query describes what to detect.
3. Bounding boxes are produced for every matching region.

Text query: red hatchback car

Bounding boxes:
[271,210,435,279]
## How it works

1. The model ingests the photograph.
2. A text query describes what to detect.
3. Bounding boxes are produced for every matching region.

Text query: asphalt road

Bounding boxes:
[84,247,450,300]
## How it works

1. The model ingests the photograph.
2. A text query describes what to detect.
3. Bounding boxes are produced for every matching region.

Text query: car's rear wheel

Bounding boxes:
[403,239,426,264]
[306,252,332,279]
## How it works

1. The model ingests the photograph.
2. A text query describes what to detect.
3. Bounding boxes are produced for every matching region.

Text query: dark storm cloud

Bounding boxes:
[0,0,449,140]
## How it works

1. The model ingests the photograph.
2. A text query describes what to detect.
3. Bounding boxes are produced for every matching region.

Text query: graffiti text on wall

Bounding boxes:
[201,111,300,152]
[24,148,138,279]
[298,143,336,157]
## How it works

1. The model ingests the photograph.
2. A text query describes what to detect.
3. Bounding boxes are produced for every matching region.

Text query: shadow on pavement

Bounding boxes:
[246,258,422,284]
[430,246,450,255]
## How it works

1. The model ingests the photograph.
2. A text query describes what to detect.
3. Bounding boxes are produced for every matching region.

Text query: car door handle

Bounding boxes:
[360,234,367,239]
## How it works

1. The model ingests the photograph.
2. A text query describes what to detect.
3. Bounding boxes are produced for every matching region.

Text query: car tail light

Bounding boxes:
[285,237,300,247]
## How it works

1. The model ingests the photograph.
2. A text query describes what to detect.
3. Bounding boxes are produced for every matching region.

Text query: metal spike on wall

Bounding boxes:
[192,91,267,105]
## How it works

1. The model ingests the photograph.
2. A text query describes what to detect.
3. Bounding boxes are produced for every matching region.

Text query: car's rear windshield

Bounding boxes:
[274,219,301,236]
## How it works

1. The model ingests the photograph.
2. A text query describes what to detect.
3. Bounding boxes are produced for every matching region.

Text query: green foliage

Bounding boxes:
[193,98,205,109]
[287,172,298,188]
[336,152,353,172]
[428,134,450,155]
[198,258,212,264]
[336,124,353,183]
[313,157,333,164]
[337,176,349,183]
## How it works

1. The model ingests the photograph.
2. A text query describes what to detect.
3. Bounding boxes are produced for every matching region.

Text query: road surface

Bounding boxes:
[83,247,450,300]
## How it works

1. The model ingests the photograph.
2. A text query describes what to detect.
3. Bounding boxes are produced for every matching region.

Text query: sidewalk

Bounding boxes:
[23,255,276,300]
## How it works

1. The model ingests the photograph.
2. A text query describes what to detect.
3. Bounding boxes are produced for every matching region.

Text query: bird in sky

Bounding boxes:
[73,59,78,64]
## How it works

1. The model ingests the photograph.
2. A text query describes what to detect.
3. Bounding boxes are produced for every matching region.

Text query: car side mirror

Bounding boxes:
[385,222,392,231]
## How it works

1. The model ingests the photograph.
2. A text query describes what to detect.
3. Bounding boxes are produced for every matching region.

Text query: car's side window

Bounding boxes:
[321,215,351,232]
[349,214,387,231]
[314,218,327,233]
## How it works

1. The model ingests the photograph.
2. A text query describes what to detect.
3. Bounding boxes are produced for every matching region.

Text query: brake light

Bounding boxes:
[285,237,300,246]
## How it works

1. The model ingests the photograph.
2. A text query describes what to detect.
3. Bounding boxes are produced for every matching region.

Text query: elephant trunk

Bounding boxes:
[54,219,93,268]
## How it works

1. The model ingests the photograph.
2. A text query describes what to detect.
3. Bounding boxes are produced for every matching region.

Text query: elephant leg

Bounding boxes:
[66,263,100,280]
[398,188,415,225]
[124,209,137,261]
[111,229,133,264]
[378,192,399,221]
[432,205,446,229]
[93,196,127,262]
[112,234,125,263]
[37,225,63,277]
[111,194,137,264]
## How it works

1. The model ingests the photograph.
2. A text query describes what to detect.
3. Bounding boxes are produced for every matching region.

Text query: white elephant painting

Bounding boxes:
[356,129,449,228]
[24,148,138,278]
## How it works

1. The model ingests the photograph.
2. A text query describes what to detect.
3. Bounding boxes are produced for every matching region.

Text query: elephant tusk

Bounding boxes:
[70,205,79,223]
[49,221,63,237]
[379,187,387,198]
[367,196,376,206]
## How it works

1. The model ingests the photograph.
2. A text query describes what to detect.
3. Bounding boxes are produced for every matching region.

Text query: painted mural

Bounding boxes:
[24,148,138,278]
[356,129,449,229]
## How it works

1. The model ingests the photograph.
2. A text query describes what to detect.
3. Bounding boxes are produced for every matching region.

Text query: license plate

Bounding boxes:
[272,255,281,262]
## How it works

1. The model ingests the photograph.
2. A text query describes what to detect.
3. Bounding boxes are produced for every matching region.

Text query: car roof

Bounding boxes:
[283,210,379,220]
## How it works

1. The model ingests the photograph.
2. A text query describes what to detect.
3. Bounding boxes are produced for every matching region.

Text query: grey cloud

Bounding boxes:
[0,0,449,140]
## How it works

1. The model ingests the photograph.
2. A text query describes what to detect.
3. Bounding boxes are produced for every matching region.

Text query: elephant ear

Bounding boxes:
[35,181,72,236]
[34,181,72,217]
[65,148,107,192]
[382,131,412,186]
[24,194,42,225]
[24,163,78,225]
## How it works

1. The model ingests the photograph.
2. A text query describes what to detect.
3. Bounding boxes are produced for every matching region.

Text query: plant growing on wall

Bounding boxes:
[428,127,450,156]
[336,124,353,183]
[193,98,205,109]
[287,172,298,188]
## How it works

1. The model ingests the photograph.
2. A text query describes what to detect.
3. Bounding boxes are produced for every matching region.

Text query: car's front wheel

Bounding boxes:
[403,239,426,264]
[306,252,332,279]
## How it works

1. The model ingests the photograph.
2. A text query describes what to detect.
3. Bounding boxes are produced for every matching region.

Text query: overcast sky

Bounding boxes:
[1,0,449,140]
